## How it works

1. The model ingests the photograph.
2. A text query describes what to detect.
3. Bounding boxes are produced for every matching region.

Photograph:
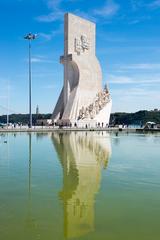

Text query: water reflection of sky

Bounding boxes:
[0,132,160,240]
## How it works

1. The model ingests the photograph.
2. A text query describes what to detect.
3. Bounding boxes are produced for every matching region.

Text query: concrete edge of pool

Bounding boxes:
[0,127,160,133]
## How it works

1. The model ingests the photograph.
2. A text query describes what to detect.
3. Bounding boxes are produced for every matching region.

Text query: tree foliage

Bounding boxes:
[1,111,160,126]
[0,114,52,125]
[110,111,160,125]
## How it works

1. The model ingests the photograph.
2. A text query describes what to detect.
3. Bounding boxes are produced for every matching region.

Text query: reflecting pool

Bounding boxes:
[0,132,160,240]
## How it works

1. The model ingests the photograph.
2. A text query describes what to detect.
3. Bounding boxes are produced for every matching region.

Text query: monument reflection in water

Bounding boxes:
[51,132,111,239]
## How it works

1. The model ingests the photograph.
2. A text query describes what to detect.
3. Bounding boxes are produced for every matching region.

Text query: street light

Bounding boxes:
[24,33,37,128]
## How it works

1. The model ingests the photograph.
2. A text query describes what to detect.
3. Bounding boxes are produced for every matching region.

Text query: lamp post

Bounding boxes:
[24,33,37,128]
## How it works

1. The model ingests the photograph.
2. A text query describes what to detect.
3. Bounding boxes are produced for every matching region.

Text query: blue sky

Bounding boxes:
[0,0,160,114]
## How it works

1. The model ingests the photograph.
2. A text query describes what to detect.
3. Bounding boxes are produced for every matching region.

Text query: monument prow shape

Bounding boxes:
[52,13,112,127]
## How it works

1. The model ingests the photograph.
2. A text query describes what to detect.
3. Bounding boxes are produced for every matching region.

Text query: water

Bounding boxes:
[0,132,160,240]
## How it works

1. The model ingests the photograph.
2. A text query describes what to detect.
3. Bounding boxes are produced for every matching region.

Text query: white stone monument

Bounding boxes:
[52,13,112,127]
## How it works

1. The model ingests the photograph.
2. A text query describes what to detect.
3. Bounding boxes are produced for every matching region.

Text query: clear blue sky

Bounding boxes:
[0,0,160,114]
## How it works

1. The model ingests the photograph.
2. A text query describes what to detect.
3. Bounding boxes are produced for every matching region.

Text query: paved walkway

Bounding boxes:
[0,127,138,133]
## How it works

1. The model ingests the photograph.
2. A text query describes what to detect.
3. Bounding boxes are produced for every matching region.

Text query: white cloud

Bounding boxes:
[129,19,140,24]
[128,15,151,24]
[148,0,160,8]
[39,25,63,41]
[0,95,7,99]
[36,0,119,23]
[42,84,55,90]
[93,0,119,17]
[108,75,134,84]
[74,10,97,22]
[111,86,160,112]
[36,11,64,22]
[124,88,151,96]
[26,56,54,63]
[47,0,62,9]
[130,0,144,10]
[36,0,64,22]
[31,57,43,63]
[119,63,160,70]
[39,33,53,41]
[112,87,149,97]
[108,73,160,85]
[130,0,160,10]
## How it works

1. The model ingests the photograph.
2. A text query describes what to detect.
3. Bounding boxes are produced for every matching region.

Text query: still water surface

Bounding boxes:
[0,132,160,240]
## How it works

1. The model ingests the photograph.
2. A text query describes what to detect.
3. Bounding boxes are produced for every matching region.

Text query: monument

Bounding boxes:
[52,13,112,127]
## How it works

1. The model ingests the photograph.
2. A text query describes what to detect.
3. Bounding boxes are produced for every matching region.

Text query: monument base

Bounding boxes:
[55,100,112,128]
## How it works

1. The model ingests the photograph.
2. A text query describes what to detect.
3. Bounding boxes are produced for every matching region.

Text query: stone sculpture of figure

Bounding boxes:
[90,108,96,119]
[81,35,89,50]
[78,85,111,120]
[104,84,109,94]
[103,96,107,104]
[78,106,86,119]
[79,109,83,119]
[85,107,89,118]
[81,107,85,119]
[75,37,82,54]
[89,104,93,113]
[97,92,101,99]
[95,100,99,107]
[103,91,107,98]
[90,111,94,119]
[94,100,99,114]
[98,101,102,110]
